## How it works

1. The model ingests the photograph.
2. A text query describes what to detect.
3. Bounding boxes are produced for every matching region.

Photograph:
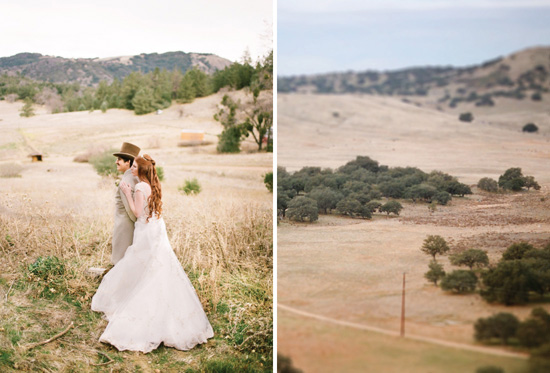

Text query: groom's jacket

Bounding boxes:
[112,169,138,264]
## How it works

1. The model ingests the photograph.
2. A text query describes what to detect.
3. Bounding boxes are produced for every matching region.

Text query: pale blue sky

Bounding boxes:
[0,0,273,63]
[278,0,550,75]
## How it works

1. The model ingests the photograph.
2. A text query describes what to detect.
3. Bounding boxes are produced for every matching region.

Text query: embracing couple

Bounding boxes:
[91,142,214,353]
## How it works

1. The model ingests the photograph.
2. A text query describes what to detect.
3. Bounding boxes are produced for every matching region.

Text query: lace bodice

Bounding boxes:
[134,182,151,221]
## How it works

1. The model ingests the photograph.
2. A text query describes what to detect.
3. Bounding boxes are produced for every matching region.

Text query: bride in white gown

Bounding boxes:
[91,154,214,353]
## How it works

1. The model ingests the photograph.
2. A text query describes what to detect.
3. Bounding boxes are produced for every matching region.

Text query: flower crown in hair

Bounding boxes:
[142,154,156,166]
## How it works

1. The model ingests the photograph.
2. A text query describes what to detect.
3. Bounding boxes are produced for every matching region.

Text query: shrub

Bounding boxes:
[278,354,303,373]
[89,148,118,177]
[531,92,542,101]
[0,163,23,178]
[529,343,550,373]
[287,196,318,222]
[425,261,445,285]
[477,177,498,192]
[264,172,273,193]
[179,178,201,195]
[156,166,165,182]
[19,98,35,117]
[434,191,452,205]
[441,270,477,293]
[459,112,473,122]
[523,123,539,133]
[26,256,67,299]
[474,312,519,344]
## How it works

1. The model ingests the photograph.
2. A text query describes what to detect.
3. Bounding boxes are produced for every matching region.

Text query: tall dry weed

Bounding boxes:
[0,184,273,370]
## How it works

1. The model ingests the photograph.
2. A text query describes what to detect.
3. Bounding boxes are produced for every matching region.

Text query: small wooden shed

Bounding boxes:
[29,152,43,162]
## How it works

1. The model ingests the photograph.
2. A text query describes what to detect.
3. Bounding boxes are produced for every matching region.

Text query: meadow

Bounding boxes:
[277,92,550,372]
[0,92,273,372]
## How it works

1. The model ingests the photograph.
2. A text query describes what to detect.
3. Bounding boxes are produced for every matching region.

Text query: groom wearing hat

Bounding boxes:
[112,142,140,264]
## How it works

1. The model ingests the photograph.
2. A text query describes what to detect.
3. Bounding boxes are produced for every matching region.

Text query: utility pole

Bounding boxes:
[400,272,406,337]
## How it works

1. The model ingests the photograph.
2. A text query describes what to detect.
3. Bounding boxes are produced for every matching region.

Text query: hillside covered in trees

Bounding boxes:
[1,51,273,117]
[0,51,231,85]
[278,46,550,110]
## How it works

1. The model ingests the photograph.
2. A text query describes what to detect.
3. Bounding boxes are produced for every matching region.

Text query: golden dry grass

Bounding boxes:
[0,92,273,372]
[277,92,550,371]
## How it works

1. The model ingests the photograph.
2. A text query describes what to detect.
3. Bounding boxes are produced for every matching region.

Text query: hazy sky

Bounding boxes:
[0,0,273,63]
[278,0,550,76]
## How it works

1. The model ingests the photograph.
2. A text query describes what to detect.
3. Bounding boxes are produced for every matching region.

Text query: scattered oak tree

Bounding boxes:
[450,249,489,270]
[287,196,319,222]
[380,200,403,216]
[474,312,520,345]
[421,235,450,260]
[425,261,445,285]
[440,270,477,293]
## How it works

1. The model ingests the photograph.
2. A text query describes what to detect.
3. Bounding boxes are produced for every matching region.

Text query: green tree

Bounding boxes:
[450,249,489,270]
[440,270,477,293]
[474,312,520,344]
[277,187,296,218]
[502,242,535,261]
[523,123,539,132]
[242,93,273,151]
[380,200,403,216]
[498,167,525,191]
[132,86,156,115]
[365,201,382,214]
[336,197,371,218]
[19,97,35,117]
[121,71,145,110]
[524,175,541,190]
[425,261,446,285]
[287,196,319,222]
[177,74,196,103]
[481,260,540,305]
[459,112,474,122]
[446,181,472,197]
[214,95,245,153]
[421,235,450,260]
[308,187,341,214]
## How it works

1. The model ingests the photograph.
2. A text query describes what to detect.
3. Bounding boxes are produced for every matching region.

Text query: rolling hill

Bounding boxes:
[0,51,232,86]
[278,46,550,111]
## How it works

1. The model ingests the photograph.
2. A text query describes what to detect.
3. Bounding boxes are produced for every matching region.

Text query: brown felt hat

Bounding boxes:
[113,142,140,159]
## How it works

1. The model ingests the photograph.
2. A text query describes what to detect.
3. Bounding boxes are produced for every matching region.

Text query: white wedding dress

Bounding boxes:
[91,182,214,353]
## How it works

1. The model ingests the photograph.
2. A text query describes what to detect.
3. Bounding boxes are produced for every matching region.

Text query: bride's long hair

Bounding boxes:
[135,154,162,221]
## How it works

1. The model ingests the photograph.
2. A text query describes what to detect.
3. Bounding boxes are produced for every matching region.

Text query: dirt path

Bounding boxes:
[278,303,529,360]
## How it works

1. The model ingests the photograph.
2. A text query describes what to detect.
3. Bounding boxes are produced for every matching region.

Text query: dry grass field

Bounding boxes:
[277,93,550,372]
[0,91,273,372]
